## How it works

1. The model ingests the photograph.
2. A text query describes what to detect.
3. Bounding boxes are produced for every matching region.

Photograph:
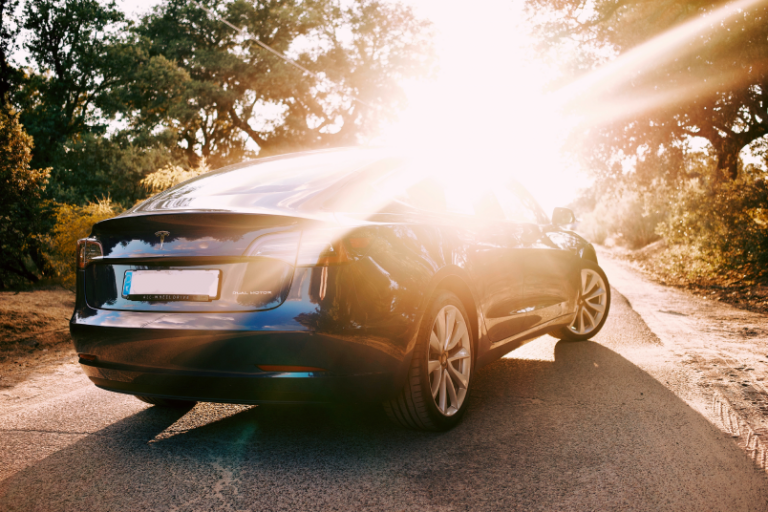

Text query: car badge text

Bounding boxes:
[155,231,170,249]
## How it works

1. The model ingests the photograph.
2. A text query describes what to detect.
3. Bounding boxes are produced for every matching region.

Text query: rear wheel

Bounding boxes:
[135,396,197,408]
[383,291,474,431]
[550,261,611,342]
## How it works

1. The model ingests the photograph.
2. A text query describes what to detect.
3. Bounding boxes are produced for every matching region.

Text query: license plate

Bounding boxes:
[122,270,220,302]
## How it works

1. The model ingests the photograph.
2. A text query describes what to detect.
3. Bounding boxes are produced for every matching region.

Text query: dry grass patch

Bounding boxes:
[0,288,78,389]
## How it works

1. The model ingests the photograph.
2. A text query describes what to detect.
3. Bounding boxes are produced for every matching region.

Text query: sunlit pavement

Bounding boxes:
[2,274,768,511]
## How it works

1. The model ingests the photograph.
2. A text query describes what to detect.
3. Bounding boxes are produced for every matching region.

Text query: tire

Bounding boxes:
[383,290,474,431]
[549,260,611,342]
[135,396,197,408]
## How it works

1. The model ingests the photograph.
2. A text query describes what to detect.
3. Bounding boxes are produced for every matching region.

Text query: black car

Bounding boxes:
[70,147,611,431]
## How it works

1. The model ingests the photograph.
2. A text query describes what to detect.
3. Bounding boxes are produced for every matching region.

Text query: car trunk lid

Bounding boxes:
[85,213,303,312]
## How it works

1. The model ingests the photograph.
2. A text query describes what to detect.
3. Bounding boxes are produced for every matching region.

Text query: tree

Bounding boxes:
[0,104,52,287]
[527,0,768,183]
[124,0,435,164]
[12,0,184,204]
[16,0,127,171]
[0,0,21,101]
[10,0,434,204]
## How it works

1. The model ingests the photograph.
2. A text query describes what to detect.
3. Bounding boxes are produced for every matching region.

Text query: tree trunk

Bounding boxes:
[715,147,740,184]
[0,0,12,101]
[711,126,768,185]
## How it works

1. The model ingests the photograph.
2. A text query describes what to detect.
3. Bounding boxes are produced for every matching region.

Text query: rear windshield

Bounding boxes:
[124,148,548,224]
[126,148,388,216]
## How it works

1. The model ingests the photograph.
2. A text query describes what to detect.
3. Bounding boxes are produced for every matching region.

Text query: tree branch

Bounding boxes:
[228,107,266,147]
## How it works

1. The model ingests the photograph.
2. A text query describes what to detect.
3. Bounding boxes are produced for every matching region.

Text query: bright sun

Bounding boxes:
[376,0,586,215]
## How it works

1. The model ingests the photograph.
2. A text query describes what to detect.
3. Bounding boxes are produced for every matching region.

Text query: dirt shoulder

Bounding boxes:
[0,288,78,390]
[598,250,768,472]
[603,240,768,315]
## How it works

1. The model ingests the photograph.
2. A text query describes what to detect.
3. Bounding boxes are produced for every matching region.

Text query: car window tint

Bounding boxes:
[128,149,387,215]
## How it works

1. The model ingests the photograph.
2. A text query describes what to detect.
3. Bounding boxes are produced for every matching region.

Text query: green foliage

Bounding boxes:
[10,0,173,206]
[0,105,53,288]
[124,0,436,161]
[577,184,666,249]
[42,198,121,288]
[15,0,129,172]
[576,152,768,282]
[7,0,435,209]
[140,159,212,195]
[50,131,179,205]
[656,171,768,278]
[527,0,768,184]
[0,0,21,100]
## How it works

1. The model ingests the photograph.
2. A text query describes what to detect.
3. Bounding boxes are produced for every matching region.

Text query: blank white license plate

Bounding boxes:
[122,270,220,302]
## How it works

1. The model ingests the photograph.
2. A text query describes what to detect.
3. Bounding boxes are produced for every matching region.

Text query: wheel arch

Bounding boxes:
[580,244,598,263]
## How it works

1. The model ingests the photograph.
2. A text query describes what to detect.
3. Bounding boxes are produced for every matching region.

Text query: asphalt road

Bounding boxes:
[2,283,768,510]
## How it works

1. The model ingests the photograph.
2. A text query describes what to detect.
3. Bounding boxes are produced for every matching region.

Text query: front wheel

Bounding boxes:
[549,261,611,342]
[383,291,474,431]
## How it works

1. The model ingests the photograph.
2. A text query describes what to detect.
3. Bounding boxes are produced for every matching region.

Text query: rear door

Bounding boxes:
[463,192,533,343]
[496,183,574,329]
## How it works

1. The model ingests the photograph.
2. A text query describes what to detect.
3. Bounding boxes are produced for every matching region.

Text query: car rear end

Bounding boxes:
[70,149,427,404]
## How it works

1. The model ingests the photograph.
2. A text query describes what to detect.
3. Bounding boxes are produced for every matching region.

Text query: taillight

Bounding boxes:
[242,229,372,267]
[243,231,301,263]
[76,238,103,269]
[296,230,372,267]
[296,231,350,266]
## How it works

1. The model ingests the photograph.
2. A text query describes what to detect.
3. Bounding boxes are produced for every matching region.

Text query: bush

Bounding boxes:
[656,172,768,279]
[140,160,211,195]
[42,198,122,288]
[577,184,666,249]
[0,105,52,288]
[576,157,768,284]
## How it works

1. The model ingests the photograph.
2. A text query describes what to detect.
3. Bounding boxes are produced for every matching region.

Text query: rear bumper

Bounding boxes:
[71,321,411,403]
[81,359,398,404]
[70,264,417,403]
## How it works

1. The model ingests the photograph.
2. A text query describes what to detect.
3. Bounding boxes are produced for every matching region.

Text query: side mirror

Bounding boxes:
[552,207,575,226]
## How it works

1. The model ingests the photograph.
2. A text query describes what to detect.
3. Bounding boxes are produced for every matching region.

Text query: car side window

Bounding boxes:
[403,178,505,220]
[496,183,549,224]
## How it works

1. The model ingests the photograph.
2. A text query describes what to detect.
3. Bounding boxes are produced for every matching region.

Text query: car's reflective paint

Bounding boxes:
[70,148,596,404]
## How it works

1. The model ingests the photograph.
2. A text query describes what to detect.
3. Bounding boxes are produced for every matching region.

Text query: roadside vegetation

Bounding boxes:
[574,159,768,312]
[526,0,768,311]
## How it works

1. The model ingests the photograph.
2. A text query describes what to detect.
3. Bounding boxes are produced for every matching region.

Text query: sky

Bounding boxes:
[121,0,585,213]
[373,0,583,212]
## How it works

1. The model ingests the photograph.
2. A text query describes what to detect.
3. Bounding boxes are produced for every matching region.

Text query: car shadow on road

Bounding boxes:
[2,339,767,511]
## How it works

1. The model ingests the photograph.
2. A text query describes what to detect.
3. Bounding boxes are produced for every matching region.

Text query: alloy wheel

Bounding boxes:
[428,305,472,416]
[568,268,608,336]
